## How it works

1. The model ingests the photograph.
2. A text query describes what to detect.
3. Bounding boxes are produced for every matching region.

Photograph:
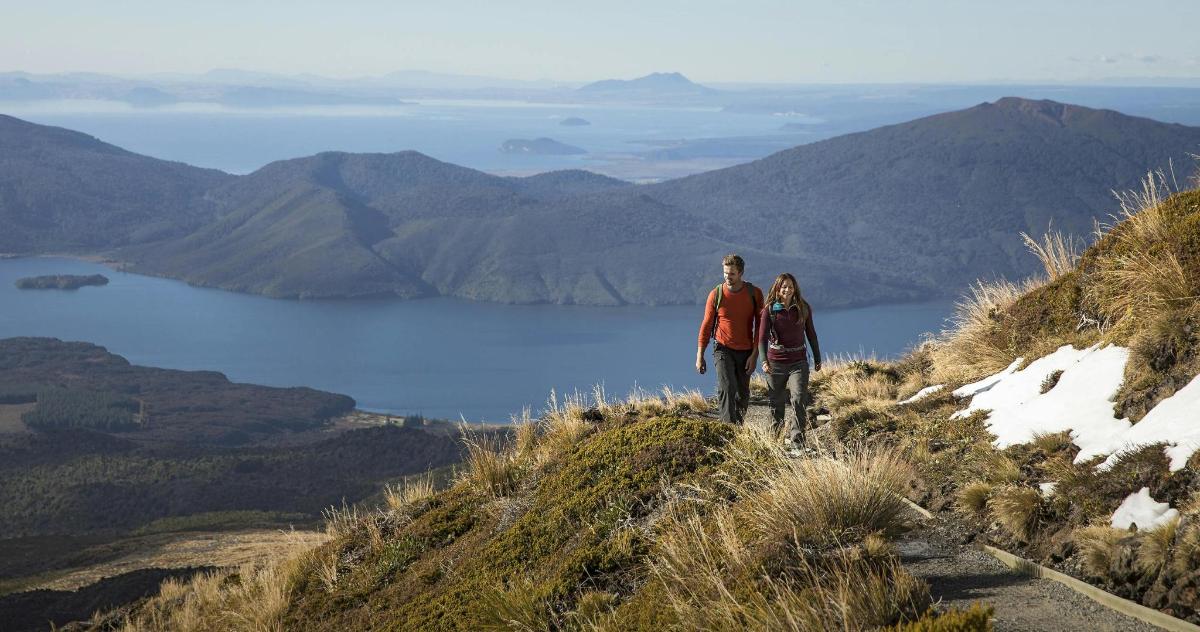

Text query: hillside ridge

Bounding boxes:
[6,98,1200,307]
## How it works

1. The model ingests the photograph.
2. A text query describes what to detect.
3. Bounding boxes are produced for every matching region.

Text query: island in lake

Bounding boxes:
[500,137,587,155]
[15,273,109,290]
[559,116,591,126]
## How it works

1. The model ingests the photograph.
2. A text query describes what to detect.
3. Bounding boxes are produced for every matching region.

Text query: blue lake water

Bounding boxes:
[0,258,954,422]
[2,101,809,177]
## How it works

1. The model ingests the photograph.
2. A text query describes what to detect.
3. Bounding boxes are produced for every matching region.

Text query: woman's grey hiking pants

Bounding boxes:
[767,360,810,441]
[713,344,752,424]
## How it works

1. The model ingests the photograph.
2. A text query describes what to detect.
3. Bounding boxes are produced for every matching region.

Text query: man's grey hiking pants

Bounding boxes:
[767,359,809,442]
[713,344,752,424]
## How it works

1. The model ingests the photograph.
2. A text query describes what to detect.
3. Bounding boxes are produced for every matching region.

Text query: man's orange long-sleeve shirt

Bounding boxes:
[697,283,763,351]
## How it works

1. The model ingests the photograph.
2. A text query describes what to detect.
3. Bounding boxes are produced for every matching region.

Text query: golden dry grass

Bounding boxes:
[739,450,915,546]
[460,426,521,498]
[1074,525,1126,579]
[321,501,362,541]
[989,486,1042,542]
[930,278,1035,384]
[653,518,928,632]
[1091,171,1196,326]
[1136,515,1179,576]
[659,385,708,414]
[511,406,539,459]
[383,474,435,514]
[1171,522,1200,576]
[750,371,770,397]
[116,533,319,632]
[647,427,928,631]
[1021,229,1080,282]
[824,366,898,410]
[956,481,993,515]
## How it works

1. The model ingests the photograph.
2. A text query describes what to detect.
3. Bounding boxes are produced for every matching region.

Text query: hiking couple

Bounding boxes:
[696,254,821,446]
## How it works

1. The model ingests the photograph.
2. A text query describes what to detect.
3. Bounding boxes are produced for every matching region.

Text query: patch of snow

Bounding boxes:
[949,343,1200,484]
[899,384,944,404]
[1039,482,1057,497]
[1099,373,1200,471]
[952,346,1110,422]
[1111,487,1178,531]
[952,358,1023,399]
[951,345,1132,463]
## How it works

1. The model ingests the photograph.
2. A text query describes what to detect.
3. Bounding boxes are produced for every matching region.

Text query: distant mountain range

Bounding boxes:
[4,98,1199,307]
[578,72,717,98]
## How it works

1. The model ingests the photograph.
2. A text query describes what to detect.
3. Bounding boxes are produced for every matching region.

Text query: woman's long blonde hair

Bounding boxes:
[766,273,811,323]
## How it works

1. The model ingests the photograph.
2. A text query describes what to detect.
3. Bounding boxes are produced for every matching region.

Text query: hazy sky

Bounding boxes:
[4,0,1199,84]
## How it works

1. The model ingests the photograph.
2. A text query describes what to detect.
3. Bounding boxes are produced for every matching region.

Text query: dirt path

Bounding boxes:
[898,522,1159,631]
[741,400,1164,631]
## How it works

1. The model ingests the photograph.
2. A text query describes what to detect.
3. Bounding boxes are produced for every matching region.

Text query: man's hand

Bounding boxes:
[745,354,757,376]
[696,352,706,375]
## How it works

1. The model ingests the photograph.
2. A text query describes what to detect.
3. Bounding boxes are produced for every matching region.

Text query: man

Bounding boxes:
[696,254,763,424]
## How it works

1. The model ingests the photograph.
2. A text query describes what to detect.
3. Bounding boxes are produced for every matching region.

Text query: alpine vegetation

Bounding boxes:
[97,385,983,631]
[809,173,1200,623]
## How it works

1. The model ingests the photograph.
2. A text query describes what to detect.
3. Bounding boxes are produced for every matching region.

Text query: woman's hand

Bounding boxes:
[761,361,770,373]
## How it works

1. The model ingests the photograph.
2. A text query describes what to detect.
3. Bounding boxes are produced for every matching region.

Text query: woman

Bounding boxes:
[757,273,822,446]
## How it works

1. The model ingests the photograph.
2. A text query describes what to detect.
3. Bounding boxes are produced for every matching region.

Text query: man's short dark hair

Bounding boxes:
[722,253,744,273]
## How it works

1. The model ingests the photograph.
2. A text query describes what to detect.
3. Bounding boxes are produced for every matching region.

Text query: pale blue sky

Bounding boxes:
[3,0,1198,83]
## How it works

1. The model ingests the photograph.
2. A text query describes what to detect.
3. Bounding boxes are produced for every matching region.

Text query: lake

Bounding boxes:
[0,258,954,422]
[1,100,814,180]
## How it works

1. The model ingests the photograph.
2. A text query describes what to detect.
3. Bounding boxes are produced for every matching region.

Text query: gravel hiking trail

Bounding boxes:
[740,400,1165,631]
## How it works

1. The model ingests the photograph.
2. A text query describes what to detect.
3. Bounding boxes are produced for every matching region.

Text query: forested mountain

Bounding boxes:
[0,115,232,252]
[645,96,1200,294]
[5,98,1200,306]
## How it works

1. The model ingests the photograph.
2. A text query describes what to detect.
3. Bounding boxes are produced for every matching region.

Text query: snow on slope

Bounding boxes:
[951,344,1200,470]
[1111,487,1179,530]
[899,384,944,404]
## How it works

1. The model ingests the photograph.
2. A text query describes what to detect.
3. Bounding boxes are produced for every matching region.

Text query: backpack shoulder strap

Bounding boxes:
[710,284,723,339]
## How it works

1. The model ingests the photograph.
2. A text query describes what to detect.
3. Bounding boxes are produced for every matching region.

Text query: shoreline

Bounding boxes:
[0,253,955,311]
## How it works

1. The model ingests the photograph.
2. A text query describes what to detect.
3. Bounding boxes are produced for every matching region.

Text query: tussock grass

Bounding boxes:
[538,389,594,462]
[1022,229,1080,282]
[116,534,319,632]
[655,532,928,632]
[647,427,928,631]
[478,575,556,632]
[1136,515,1179,576]
[956,481,992,515]
[890,604,995,631]
[741,450,915,546]
[1089,171,1195,327]
[659,385,709,414]
[1031,431,1072,454]
[988,486,1042,542]
[322,501,362,541]
[461,427,521,498]
[512,406,539,459]
[930,278,1033,384]
[750,371,769,397]
[826,367,898,410]
[981,453,1022,485]
[1074,525,1126,579]
[1170,522,1200,576]
[384,474,435,514]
